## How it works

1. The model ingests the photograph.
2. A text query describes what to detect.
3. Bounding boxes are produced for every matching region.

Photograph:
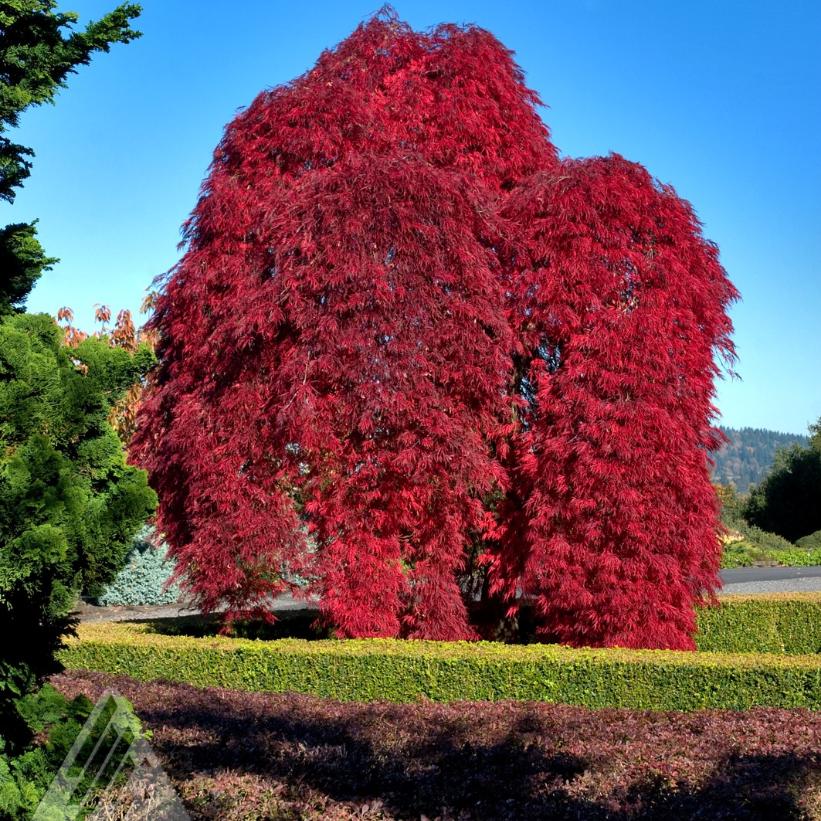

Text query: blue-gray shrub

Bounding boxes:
[97,526,180,606]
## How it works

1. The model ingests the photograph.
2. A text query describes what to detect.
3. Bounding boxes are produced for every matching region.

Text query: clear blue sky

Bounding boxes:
[5,1,819,434]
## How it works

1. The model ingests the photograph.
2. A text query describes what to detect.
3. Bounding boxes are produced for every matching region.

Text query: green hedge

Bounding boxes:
[696,593,821,654]
[60,622,820,710]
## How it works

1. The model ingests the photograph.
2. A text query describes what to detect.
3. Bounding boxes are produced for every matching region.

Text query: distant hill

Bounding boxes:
[712,426,809,492]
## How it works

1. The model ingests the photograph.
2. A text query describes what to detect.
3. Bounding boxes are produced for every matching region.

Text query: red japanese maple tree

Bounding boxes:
[134,10,737,647]
[493,156,737,649]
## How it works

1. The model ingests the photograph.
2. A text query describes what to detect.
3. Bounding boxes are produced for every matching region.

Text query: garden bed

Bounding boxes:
[53,670,821,820]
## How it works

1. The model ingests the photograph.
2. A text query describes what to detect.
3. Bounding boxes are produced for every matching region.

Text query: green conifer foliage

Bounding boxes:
[0,312,155,749]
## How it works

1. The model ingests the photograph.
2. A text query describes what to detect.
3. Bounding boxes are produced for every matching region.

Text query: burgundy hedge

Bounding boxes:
[55,671,819,820]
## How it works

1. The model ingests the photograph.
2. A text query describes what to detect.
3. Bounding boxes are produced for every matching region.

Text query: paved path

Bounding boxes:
[75,567,821,622]
[719,565,821,595]
[75,592,317,623]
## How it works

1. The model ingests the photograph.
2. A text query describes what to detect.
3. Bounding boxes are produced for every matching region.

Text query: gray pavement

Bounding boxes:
[75,566,821,622]
[719,565,821,595]
[75,592,317,623]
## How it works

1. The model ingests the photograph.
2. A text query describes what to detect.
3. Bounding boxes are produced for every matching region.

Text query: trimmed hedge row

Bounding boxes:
[697,592,821,654]
[61,622,821,710]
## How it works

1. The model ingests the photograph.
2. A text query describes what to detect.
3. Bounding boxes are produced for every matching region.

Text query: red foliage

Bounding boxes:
[493,156,738,649]
[278,157,514,639]
[134,11,737,646]
[136,153,515,638]
[210,10,556,195]
[57,671,821,821]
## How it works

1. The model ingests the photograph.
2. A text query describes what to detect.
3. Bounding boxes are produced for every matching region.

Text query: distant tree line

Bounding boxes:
[712,426,809,492]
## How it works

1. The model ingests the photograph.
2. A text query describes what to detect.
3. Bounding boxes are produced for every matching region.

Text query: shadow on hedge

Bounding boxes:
[135,609,328,640]
[132,600,544,643]
[138,697,818,819]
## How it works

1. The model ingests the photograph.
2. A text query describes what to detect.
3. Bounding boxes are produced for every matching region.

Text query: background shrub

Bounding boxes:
[796,528,821,550]
[97,525,180,606]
